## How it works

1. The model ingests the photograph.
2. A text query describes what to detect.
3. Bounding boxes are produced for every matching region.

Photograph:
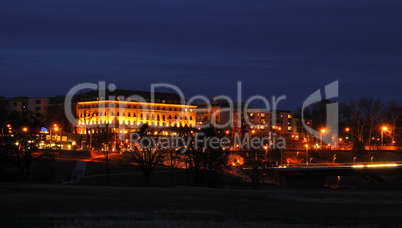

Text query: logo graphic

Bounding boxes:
[301,80,339,146]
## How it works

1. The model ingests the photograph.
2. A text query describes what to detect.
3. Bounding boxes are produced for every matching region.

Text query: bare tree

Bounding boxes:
[186,126,226,187]
[243,150,268,189]
[92,123,116,184]
[357,98,383,145]
[340,98,383,147]
[383,101,401,143]
[125,146,163,185]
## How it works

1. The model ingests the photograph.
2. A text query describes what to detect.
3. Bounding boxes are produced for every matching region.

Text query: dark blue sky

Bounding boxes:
[1,0,401,110]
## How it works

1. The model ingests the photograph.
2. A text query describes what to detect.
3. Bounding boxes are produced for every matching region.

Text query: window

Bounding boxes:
[36,100,41,104]
[13,102,17,107]
[35,107,41,111]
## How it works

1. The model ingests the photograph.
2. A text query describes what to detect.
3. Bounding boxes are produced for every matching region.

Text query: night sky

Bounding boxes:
[1,0,401,110]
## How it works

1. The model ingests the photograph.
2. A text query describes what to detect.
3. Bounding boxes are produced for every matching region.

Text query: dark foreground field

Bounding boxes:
[1,183,402,227]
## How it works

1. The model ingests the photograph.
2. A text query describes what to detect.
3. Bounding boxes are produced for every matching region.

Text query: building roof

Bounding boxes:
[80,89,185,104]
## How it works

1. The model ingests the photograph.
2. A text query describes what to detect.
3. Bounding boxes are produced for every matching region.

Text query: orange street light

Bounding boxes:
[22,127,28,132]
[381,126,388,147]
[345,128,350,132]
[320,129,326,149]
[251,130,255,134]
[305,144,309,166]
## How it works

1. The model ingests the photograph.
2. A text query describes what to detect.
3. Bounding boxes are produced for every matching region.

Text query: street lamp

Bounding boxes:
[381,126,387,147]
[305,144,309,166]
[320,129,326,149]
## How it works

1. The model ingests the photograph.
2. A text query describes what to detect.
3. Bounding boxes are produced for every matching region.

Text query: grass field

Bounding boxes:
[1,183,402,227]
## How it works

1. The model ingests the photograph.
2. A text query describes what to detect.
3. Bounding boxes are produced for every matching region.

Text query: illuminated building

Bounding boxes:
[247,109,295,135]
[76,90,197,134]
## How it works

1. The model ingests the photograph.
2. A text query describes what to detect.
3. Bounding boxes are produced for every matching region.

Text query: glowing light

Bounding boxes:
[22,127,28,132]
[321,129,326,134]
[345,128,350,132]
[352,163,398,168]
[382,126,388,131]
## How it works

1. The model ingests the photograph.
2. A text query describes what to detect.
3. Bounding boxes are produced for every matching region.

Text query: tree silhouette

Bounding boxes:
[92,123,116,184]
[125,146,163,185]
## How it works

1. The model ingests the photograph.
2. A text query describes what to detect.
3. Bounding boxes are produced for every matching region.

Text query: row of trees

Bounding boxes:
[88,122,273,189]
[295,97,401,149]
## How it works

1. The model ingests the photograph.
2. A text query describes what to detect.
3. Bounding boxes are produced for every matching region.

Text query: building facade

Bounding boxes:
[76,90,197,134]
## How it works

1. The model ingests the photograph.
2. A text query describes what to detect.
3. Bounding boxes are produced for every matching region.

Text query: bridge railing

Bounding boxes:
[276,161,402,168]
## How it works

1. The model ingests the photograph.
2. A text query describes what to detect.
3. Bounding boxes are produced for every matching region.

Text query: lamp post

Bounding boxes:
[305,144,308,166]
[381,126,387,147]
[22,127,28,152]
[320,129,326,149]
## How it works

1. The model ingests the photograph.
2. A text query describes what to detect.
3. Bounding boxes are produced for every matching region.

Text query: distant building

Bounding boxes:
[7,97,28,113]
[27,97,49,118]
[76,90,197,134]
